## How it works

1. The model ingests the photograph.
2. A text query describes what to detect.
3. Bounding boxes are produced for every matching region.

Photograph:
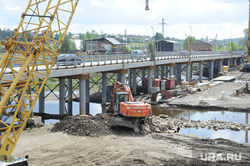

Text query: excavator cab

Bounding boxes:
[114,92,129,113]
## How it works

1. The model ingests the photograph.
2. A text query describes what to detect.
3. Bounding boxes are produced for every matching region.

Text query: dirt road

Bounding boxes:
[12,125,250,166]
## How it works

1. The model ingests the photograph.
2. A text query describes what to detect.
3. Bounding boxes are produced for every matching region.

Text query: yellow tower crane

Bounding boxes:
[248,0,250,62]
[0,0,79,164]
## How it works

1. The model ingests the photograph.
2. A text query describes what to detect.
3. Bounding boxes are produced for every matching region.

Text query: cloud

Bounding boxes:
[4,6,21,11]
[90,0,105,7]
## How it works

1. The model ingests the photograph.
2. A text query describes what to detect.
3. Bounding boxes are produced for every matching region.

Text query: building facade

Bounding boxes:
[188,40,212,51]
[155,40,180,52]
[86,37,121,53]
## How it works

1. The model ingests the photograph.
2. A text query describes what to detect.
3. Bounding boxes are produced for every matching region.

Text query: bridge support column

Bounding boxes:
[117,73,121,82]
[39,79,45,114]
[155,66,159,78]
[176,64,182,82]
[86,79,90,115]
[102,73,107,113]
[148,68,153,94]
[59,78,65,115]
[142,69,146,81]
[67,79,73,116]
[133,69,137,95]
[165,66,169,78]
[170,63,175,76]
[79,74,89,115]
[227,59,231,70]
[218,60,223,72]
[128,69,132,87]
[191,63,193,77]
[186,62,191,82]
[199,62,204,82]
[234,58,237,68]
[120,73,126,84]
[209,60,215,80]
[161,66,165,79]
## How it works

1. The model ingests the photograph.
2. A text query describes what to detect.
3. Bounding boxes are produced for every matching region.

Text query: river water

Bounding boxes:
[33,100,249,144]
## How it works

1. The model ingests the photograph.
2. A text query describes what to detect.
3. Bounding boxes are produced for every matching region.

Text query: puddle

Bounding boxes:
[152,105,249,143]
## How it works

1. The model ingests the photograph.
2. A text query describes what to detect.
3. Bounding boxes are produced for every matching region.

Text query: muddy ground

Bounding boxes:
[12,69,250,165]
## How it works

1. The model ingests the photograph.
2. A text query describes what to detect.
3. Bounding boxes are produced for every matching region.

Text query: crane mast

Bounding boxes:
[248,0,250,61]
[0,0,79,156]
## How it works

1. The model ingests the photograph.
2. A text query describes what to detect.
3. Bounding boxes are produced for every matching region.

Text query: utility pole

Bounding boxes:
[159,18,167,39]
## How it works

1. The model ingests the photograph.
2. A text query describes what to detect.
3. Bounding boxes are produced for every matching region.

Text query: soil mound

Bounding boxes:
[51,113,113,137]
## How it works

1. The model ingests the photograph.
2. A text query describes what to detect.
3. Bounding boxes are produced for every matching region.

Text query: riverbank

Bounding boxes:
[11,69,250,165]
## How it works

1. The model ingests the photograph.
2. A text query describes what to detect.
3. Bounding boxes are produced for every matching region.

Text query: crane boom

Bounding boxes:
[248,0,250,61]
[0,0,79,156]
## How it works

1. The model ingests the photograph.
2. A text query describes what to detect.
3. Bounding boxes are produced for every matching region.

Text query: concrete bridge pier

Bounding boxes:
[170,63,175,76]
[218,60,223,72]
[234,58,237,68]
[227,59,231,70]
[161,66,165,79]
[186,62,191,82]
[59,78,65,115]
[117,73,121,82]
[209,60,215,80]
[133,69,137,95]
[176,64,182,82]
[128,69,132,87]
[155,66,159,78]
[67,79,73,116]
[165,66,169,78]
[142,69,146,81]
[148,66,154,93]
[79,74,89,115]
[102,73,107,113]
[199,61,204,82]
[39,79,45,114]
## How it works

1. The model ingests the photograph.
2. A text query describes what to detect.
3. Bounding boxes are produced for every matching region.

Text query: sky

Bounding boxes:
[0,0,248,40]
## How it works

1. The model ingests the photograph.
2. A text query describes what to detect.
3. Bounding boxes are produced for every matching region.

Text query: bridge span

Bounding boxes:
[4,51,244,119]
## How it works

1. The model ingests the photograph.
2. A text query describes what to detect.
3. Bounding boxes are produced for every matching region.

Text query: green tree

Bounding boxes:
[60,35,72,53]
[244,28,248,46]
[226,41,238,51]
[154,32,164,41]
[148,42,156,61]
[121,45,132,52]
[80,30,99,52]
[184,36,196,50]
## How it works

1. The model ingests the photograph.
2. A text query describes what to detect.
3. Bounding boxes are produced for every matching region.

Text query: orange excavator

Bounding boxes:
[108,82,151,132]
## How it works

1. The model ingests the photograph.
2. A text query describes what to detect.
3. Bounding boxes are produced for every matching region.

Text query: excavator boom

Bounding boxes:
[0,0,79,157]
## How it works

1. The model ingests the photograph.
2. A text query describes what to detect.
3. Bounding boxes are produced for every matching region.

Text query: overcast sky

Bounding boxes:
[0,0,248,40]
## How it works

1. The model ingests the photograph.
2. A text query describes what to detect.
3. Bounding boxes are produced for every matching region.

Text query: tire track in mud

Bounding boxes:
[36,137,100,165]
[81,137,132,166]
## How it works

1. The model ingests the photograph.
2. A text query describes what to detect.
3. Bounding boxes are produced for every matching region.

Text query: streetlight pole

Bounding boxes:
[189,26,192,37]
[230,29,233,67]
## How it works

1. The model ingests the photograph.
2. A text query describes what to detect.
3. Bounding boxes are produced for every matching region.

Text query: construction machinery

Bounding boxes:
[0,0,79,165]
[108,82,151,132]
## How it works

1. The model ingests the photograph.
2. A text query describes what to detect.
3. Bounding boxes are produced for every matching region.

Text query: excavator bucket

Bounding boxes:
[109,116,141,133]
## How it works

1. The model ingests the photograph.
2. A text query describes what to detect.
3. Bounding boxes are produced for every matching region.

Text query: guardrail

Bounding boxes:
[52,51,245,69]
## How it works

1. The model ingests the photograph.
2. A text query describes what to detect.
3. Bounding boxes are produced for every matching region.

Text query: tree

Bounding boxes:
[154,32,164,41]
[244,28,248,46]
[121,45,132,52]
[148,42,156,61]
[80,30,99,52]
[184,36,196,50]
[60,35,72,53]
[226,41,238,51]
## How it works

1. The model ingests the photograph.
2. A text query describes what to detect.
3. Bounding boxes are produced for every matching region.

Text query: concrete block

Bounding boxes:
[27,116,43,127]
[151,87,160,94]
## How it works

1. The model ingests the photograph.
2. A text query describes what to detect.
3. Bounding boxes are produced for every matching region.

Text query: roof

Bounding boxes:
[86,37,121,45]
[157,40,180,44]
[105,38,121,45]
[191,40,211,45]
